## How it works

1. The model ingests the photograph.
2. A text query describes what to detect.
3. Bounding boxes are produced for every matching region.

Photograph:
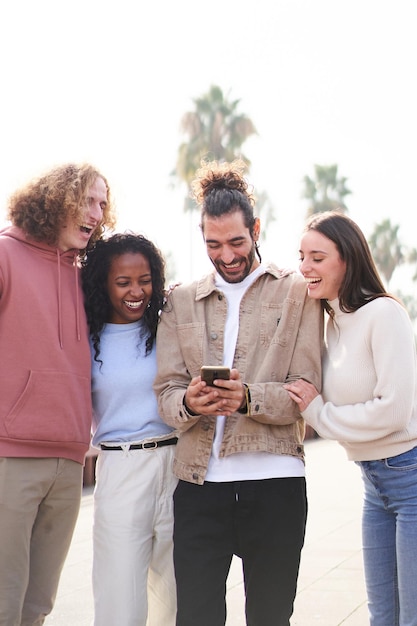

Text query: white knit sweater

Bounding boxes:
[303,296,417,461]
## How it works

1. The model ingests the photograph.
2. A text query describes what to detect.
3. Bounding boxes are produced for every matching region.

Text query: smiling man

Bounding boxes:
[0,163,115,625]
[154,159,323,626]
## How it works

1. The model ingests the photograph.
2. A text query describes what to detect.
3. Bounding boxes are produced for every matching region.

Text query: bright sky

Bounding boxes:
[1,0,416,288]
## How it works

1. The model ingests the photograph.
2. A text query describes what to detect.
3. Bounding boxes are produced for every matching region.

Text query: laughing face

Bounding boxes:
[106,252,153,324]
[299,230,346,301]
[57,176,108,252]
[203,210,260,284]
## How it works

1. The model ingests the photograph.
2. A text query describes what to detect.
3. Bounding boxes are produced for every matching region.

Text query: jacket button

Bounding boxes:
[192,473,199,481]
[218,294,223,300]
[210,332,218,340]
[254,404,260,412]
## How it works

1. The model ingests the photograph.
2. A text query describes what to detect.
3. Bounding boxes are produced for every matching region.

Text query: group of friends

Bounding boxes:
[0,159,416,626]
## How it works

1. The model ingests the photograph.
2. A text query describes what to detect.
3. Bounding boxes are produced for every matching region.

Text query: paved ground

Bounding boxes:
[45,438,368,625]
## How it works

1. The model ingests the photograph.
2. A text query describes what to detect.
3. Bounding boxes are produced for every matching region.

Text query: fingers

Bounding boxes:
[187,369,244,416]
[284,380,319,411]
[186,379,229,416]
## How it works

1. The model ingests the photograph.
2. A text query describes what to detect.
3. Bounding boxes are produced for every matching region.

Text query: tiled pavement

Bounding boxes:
[45,438,368,625]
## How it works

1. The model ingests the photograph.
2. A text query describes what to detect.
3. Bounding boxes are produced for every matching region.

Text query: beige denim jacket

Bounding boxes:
[154,264,323,484]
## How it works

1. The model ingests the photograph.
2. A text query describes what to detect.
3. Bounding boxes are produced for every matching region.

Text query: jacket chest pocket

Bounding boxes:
[259,303,283,346]
[177,322,209,376]
[259,301,300,347]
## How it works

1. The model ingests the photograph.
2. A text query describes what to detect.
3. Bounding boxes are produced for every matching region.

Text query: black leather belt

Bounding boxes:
[100,437,178,451]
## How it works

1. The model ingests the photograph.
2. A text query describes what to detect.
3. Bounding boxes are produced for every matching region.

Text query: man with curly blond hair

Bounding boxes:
[155,159,323,626]
[0,163,116,625]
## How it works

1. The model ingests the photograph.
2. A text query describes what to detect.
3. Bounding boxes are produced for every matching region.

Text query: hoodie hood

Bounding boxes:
[0,225,82,348]
[0,224,78,260]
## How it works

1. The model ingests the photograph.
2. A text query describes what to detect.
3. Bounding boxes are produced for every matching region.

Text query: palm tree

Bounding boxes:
[368,219,404,287]
[407,247,417,282]
[172,85,257,211]
[171,86,276,278]
[303,164,351,218]
[254,190,275,243]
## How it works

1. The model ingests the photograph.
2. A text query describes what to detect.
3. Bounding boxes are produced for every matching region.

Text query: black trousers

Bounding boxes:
[173,477,307,626]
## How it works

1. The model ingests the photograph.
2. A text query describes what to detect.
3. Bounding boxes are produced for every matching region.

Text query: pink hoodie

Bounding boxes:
[0,226,92,463]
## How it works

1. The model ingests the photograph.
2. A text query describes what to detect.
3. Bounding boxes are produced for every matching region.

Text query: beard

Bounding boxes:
[213,245,256,284]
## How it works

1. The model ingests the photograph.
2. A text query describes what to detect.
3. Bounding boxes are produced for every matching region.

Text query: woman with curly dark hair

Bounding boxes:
[82,232,177,626]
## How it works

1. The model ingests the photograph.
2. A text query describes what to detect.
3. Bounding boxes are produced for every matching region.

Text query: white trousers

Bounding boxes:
[92,443,178,626]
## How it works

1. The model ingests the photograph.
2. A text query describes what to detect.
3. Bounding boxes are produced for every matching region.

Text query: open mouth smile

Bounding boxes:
[80,224,94,234]
[221,260,241,270]
[123,300,144,310]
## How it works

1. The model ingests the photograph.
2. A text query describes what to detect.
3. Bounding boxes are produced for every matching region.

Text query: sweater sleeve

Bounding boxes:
[302,299,417,444]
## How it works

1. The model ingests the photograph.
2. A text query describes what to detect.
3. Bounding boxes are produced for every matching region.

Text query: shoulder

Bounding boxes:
[352,297,413,337]
[170,278,200,300]
[263,264,307,297]
[264,262,296,279]
[163,278,203,314]
[360,296,407,318]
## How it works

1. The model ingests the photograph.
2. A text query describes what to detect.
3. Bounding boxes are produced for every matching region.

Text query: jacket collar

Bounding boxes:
[194,263,294,301]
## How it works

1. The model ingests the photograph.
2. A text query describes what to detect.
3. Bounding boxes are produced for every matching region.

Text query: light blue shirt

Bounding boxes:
[91,321,174,447]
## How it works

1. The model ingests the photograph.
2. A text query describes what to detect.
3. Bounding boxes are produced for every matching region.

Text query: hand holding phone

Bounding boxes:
[200,366,230,387]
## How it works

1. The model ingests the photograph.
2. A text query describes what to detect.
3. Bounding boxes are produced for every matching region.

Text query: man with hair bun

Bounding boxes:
[154,159,323,626]
[0,163,115,625]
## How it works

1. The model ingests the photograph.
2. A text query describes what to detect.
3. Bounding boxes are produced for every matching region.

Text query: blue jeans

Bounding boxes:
[173,477,307,626]
[358,446,417,626]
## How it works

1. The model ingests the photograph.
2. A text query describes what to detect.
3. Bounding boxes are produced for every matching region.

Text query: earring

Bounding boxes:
[254,241,262,263]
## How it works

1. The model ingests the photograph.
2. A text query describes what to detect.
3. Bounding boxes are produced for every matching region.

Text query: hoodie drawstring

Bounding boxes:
[56,249,82,349]
[74,257,81,342]
[56,250,63,349]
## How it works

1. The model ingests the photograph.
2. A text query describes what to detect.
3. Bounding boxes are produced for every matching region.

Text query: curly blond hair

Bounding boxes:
[7,163,116,248]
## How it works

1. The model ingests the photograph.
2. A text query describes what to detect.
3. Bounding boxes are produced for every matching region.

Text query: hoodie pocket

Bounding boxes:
[4,369,91,443]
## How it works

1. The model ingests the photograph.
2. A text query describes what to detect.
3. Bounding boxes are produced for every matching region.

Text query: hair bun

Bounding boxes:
[192,159,252,205]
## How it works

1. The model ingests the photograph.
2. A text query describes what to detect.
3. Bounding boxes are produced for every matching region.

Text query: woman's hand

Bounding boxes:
[284,379,319,411]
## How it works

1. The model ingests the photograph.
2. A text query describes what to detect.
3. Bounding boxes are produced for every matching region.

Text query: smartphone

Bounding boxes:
[200,366,231,387]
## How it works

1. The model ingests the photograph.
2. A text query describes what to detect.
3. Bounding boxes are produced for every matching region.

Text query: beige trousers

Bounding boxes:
[0,457,83,626]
